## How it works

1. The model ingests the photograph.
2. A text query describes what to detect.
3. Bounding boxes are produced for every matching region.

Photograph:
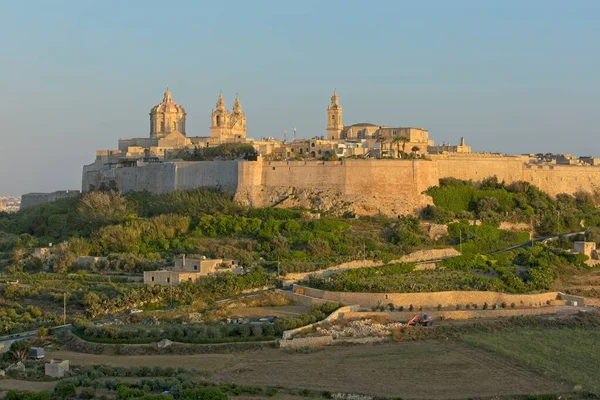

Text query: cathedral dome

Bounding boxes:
[149,89,187,137]
[150,90,186,114]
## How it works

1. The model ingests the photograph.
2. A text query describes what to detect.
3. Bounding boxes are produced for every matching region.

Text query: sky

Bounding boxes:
[0,0,599,195]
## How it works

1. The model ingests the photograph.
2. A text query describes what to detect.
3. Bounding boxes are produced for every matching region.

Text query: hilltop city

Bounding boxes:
[2,90,600,399]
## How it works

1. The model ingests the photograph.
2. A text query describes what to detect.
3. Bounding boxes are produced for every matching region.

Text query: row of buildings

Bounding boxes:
[82,90,471,185]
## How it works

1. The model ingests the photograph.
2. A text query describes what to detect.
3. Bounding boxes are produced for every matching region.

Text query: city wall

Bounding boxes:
[82,154,600,216]
[20,190,81,210]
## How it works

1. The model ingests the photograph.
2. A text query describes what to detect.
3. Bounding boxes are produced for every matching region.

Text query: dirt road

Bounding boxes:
[49,340,567,399]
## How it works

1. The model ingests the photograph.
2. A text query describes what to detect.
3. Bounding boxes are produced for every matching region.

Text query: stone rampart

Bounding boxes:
[293,285,561,309]
[83,154,600,216]
[20,190,81,209]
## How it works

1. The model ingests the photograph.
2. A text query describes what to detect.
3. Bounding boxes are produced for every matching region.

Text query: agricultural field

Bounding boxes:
[463,328,600,392]
[32,340,568,399]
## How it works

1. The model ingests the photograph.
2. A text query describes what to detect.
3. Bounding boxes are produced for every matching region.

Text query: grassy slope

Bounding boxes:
[463,328,600,392]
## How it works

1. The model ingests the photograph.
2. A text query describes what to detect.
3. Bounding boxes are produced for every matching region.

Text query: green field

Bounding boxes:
[463,328,600,393]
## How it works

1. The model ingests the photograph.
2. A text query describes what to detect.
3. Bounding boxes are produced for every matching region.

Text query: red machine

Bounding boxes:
[406,313,434,327]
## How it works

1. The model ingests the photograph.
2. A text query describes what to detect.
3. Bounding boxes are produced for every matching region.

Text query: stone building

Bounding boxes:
[45,360,69,378]
[210,94,247,143]
[143,255,239,286]
[428,137,472,154]
[324,91,432,156]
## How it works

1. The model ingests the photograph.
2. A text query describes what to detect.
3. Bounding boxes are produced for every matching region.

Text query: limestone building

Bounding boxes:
[324,91,433,157]
[143,255,239,286]
[210,94,247,143]
[150,90,186,138]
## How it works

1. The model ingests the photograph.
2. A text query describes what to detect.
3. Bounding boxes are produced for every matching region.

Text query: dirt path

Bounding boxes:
[227,306,309,318]
[0,379,56,392]
[49,341,567,399]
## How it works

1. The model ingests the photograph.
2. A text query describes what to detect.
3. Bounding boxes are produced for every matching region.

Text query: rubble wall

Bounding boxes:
[293,285,560,309]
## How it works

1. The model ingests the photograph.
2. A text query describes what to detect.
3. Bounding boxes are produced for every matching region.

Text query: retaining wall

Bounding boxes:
[282,247,459,284]
[281,305,360,340]
[293,285,562,309]
[342,307,559,321]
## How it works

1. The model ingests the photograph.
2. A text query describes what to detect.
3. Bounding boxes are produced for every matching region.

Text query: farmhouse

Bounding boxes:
[143,255,239,286]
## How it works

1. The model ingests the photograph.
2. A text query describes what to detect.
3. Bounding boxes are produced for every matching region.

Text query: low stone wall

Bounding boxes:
[584,297,600,307]
[342,307,559,322]
[499,222,531,231]
[281,305,360,340]
[278,335,385,348]
[558,293,586,307]
[282,247,459,284]
[293,285,561,309]
[398,248,460,263]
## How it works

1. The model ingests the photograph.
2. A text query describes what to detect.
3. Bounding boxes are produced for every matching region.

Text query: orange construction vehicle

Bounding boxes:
[406,313,434,327]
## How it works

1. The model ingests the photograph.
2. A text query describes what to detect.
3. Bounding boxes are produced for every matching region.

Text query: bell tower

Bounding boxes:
[210,93,247,143]
[326,90,343,140]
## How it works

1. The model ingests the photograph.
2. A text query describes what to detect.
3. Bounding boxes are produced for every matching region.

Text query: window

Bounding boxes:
[167,277,170,283]
[151,276,154,282]
[332,115,335,120]
[216,115,221,126]
[173,121,176,131]
[194,265,198,270]
[311,143,315,147]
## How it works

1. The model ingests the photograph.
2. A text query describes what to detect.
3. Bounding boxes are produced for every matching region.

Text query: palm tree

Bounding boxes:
[376,136,386,158]
[400,136,410,155]
[392,136,401,158]
[9,340,31,362]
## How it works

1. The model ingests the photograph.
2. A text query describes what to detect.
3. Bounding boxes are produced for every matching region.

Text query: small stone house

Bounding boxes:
[143,255,238,286]
[45,359,69,378]
[574,241,598,259]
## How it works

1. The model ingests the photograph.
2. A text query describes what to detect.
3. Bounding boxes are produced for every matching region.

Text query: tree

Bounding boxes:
[392,136,401,158]
[411,146,420,155]
[394,136,409,158]
[376,136,386,158]
[54,382,77,399]
[78,191,131,225]
[51,242,76,273]
[37,327,48,339]
[9,339,31,362]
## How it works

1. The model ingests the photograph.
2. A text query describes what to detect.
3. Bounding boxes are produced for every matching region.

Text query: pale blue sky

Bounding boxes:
[0,1,598,195]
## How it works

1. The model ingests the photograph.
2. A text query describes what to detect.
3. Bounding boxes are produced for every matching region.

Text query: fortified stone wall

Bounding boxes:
[82,154,600,216]
[83,161,239,195]
[20,190,81,209]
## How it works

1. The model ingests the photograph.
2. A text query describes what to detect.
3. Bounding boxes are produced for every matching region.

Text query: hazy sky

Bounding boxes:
[1,0,599,195]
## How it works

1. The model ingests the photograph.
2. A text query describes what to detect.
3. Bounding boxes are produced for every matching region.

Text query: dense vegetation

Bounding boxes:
[169,142,257,161]
[0,189,434,275]
[423,176,600,235]
[308,243,589,294]
[72,302,341,344]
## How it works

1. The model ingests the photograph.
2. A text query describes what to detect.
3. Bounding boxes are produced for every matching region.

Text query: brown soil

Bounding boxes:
[0,379,56,392]
[49,341,568,399]
[227,306,309,318]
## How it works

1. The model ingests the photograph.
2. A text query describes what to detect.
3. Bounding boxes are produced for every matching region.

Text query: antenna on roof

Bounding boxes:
[284,129,287,142]
[293,127,297,141]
